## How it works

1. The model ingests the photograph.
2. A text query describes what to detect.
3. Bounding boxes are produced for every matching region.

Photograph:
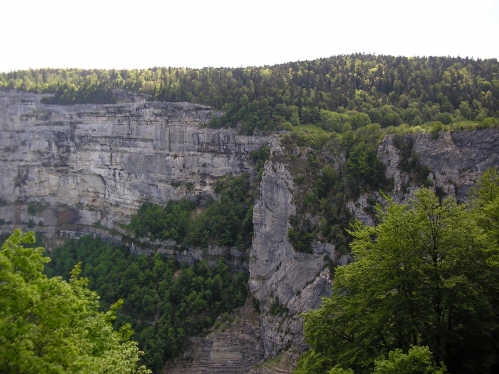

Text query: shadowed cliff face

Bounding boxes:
[379,129,499,202]
[0,90,268,248]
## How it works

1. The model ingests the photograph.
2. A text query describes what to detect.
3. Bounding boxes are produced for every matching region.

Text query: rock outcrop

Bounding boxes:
[249,139,350,359]
[165,301,264,374]
[379,129,499,202]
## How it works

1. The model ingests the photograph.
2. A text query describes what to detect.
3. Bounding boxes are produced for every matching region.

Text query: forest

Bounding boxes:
[0,55,497,134]
[127,174,255,249]
[45,237,248,372]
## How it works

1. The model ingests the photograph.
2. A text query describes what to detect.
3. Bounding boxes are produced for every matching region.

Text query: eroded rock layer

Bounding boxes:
[0,90,267,252]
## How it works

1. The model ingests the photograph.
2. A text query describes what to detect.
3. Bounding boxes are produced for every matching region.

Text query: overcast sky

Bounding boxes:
[1,0,498,72]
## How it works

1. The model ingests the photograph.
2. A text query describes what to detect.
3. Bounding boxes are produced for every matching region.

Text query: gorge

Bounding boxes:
[1,88,498,373]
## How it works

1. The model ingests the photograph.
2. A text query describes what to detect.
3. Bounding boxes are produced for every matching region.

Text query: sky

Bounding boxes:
[1,0,498,72]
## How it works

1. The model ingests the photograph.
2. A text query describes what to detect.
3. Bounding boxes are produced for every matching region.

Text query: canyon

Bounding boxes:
[1,89,498,373]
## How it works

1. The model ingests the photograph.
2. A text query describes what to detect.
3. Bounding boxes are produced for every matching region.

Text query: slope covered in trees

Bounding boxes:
[296,170,499,374]
[45,237,248,373]
[1,55,497,134]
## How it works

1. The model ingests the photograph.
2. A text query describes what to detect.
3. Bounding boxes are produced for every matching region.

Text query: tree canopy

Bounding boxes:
[46,236,248,373]
[296,170,499,374]
[128,174,255,249]
[1,55,497,134]
[0,230,150,374]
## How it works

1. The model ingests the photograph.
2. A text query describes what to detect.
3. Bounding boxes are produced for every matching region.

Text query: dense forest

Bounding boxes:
[47,237,248,372]
[127,174,256,249]
[1,55,498,134]
[45,237,248,373]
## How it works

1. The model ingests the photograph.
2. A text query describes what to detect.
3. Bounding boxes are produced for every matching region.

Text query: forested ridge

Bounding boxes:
[1,55,498,134]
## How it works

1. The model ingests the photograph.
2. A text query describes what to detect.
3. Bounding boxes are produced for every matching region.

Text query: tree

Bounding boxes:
[372,346,446,374]
[299,184,499,374]
[0,230,150,374]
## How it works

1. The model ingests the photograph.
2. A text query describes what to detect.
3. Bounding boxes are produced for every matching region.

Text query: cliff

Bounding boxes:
[247,126,499,369]
[1,90,498,374]
[0,89,267,265]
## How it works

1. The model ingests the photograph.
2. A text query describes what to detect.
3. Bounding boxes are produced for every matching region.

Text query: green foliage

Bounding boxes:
[45,236,248,373]
[41,83,116,105]
[295,350,334,374]
[299,179,499,374]
[471,168,499,266]
[129,200,195,241]
[128,175,254,249]
[250,145,271,178]
[2,55,497,134]
[329,368,355,374]
[284,125,389,253]
[373,346,447,374]
[290,125,332,149]
[0,230,150,374]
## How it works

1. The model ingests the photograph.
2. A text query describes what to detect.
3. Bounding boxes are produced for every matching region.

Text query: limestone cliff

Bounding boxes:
[379,129,499,202]
[1,89,498,374]
[0,90,267,261]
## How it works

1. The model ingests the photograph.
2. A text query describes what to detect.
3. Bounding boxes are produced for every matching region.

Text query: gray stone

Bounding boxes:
[0,90,268,262]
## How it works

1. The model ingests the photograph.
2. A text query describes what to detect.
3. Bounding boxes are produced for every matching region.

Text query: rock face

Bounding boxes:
[165,301,264,374]
[0,90,267,257]
[248,128,499,365]
[249,139,351,360]
[379,129,499,202]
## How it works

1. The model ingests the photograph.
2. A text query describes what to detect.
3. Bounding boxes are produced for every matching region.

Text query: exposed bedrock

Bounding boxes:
[0,90,268,263]
[248,128,499,365]
[1,90,498,373]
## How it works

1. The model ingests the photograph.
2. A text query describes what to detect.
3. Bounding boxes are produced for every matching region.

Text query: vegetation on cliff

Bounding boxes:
[1,55,497,134]
[128,174,255,249]
[46,237,248,373]
[296,169,499,374]
[0,230,150,374]
[283,123,390,253]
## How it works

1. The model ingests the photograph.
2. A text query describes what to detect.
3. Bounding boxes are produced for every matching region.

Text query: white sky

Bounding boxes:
[1,0,498,72]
